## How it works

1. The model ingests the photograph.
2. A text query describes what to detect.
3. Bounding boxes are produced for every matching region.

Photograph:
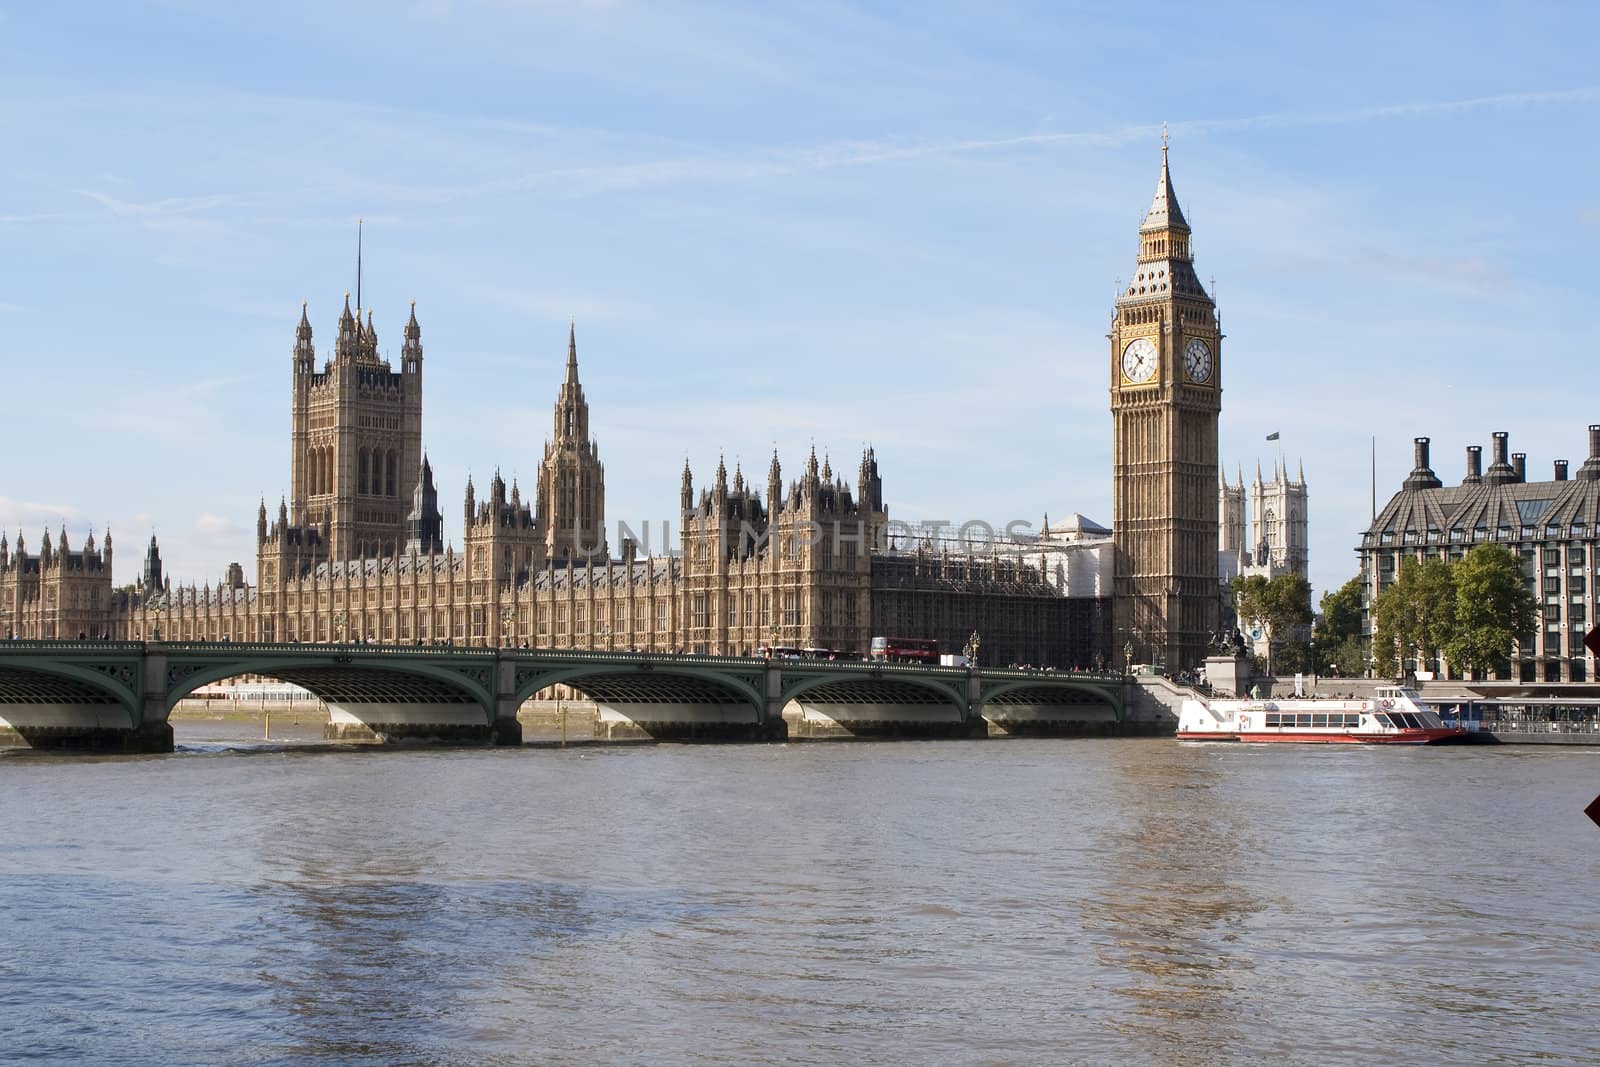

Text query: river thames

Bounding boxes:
[3,733,1597,1065]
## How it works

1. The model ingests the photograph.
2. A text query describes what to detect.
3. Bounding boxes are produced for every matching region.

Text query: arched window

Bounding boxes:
[358,449,370,495]
[386,451,397,497]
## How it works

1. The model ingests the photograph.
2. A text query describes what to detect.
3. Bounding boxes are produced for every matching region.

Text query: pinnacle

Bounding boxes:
[1140,140,1188,233]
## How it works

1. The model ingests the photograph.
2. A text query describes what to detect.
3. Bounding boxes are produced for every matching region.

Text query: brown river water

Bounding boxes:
[3,727,1597,1065]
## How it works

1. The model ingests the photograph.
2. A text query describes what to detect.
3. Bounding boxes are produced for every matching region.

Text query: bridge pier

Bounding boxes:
[0,718,174,753]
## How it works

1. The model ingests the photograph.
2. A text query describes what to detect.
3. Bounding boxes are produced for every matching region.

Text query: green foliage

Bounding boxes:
[1235,573,1313,674]
[1274,639,1317,675]
[1312,576,1368,676]
[1369,547,1540,680]
[1319,578,1364,645]
[1370,557,1455,676]
[1319,635,1368,677]
[1444,545,1540,679]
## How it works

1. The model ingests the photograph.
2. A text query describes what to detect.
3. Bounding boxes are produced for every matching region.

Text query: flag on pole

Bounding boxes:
[1265,432,1280,441]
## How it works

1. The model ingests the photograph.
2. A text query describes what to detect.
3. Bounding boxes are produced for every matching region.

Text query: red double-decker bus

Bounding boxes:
[869,636,940,664]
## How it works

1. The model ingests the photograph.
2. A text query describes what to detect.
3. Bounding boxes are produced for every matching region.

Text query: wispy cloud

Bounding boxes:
[344,84,1600,205]
[77,190,245,217]
[0,497,83,535]
[195,513,241,537]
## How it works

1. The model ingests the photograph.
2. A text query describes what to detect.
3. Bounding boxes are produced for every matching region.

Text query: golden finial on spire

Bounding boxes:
[1161,121,1169,155]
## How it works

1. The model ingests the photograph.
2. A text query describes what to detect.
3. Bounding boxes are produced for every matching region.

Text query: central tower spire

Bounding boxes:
[539,322,606,562]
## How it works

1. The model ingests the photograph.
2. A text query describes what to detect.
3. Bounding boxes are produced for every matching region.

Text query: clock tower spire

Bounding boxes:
[1109,140,1222,671]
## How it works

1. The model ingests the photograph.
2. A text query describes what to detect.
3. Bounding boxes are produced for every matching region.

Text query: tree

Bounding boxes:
[1275,638,1317,674]
[1315,577,1367,677]
[1445,545,1540,679]
[1370,557,1455,677]
[1235,573,1313,675]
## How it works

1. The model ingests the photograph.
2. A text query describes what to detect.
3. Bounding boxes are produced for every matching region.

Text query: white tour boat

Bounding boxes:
[1177,685,1466,744]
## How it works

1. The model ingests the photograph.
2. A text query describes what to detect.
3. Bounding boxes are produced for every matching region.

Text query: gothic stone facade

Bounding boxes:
[0,528,114,640]
[18,299,1109,669]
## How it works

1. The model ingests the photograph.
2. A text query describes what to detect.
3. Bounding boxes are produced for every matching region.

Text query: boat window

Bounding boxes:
[1265,713,1280,727]
[1295,714,1312,727]
[1375,714,1392,728]
[1312,713,1328,728]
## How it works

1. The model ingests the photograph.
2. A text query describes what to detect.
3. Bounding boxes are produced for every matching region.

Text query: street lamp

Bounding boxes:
[1123,639,1134,676]
[150,596,165,642]
[963,629,981,667]
[501,605,515,649]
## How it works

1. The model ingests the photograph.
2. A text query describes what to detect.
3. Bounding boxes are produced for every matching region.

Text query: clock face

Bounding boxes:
[1121,337,1158,384]
[1184,338,1213,384]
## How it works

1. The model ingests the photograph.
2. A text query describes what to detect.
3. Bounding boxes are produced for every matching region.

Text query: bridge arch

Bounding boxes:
[512,662,765,718]
[778,669,968,719]
[162,652,497,722]
[0,662,141,718]
[979,678,1123,721]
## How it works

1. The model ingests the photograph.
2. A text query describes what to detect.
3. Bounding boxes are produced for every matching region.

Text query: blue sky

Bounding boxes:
[2,1,1597,604]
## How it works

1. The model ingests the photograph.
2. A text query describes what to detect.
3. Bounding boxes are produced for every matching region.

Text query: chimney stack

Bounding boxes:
[1403,436,1443,491]
[1484,431,1516,486]
[1555,459,1569,481]
[1511,452,1526,483]
[1582,425,1600,481]
[1464,445,1483,484]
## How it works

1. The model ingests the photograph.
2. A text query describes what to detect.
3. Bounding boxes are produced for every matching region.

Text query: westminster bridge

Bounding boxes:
[0,641,1137,752]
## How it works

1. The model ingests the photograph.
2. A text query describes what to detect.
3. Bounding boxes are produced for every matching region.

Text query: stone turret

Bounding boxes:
[406,455,444,555]
[142,535,163,596]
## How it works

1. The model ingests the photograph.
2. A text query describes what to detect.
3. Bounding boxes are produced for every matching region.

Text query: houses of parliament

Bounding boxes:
[0,146,1239,670]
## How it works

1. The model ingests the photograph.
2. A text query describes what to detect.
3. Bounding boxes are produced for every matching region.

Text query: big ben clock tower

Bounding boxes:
[1110,138,1221,671]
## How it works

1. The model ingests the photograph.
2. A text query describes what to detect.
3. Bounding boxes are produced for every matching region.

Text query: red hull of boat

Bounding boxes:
[1178,728,1465,745]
